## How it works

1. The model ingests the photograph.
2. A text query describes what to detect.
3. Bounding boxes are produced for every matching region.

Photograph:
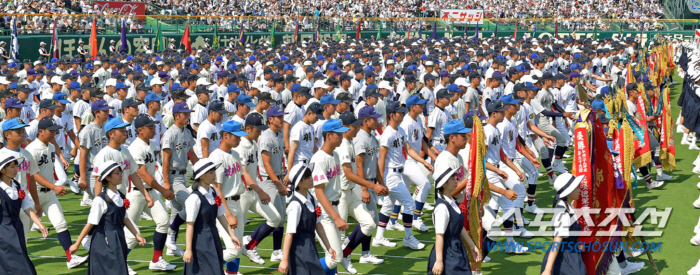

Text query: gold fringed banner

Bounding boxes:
[461,115,489,272]
[659,88,676,171]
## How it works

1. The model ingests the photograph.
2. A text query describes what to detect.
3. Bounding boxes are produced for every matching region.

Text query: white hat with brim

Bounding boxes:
[289,164,312,189]
[192,158,221,180]
[553,173,583,200]
[434,166,457,189]
[0,155,24,171]
[96,160,124,182]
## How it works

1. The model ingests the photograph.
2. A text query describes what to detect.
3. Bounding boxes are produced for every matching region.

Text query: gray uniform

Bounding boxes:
[464,87,480,114]
[352,129,379,223]
[161,124,195,218]
[79,123,107,197]
[257,128,286,221]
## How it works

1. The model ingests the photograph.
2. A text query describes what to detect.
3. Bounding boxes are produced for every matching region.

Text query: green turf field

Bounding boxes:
[26,74,697,274]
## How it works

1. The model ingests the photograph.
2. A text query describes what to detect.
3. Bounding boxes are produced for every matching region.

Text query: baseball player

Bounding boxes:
[163,102,200,256]
[121,97,141,147]
[190,86,210,132]
[77,100,111,201]
[375,101,432,250]
[284,101,320,179]
[126,114,177,271]
[283,87,313,156]
[210,120,249,275]
[25,116,89,268]
[194,101,227,159]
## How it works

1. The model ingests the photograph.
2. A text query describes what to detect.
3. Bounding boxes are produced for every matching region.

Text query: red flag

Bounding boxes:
[356,20,362,40]
[294,19,299,43]
[181,24,192,53]
[513,22,518,38]
[554,22,559,37]
[89,18,98,59]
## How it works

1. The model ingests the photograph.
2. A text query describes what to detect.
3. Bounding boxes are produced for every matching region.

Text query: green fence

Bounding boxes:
[0,29,693,61]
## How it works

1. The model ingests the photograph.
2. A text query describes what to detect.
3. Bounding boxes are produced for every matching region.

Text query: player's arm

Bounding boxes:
[192,123,199,132]
[283,121,291,153]
[378,146,388,185]
[136,164,169,196]
[188,147,200,164]
[422,137,437,161]
[49,138,69,167]
[200,137,210,159]
[526,121,555,145]
[284,140,298,184]
[79,145,89,189]
[261,150,285,195]
[128,171,154,207]
[355,152,372,202]
[405,141,433,172]
[314,183,347,231]
[240,163,270,204]
[162,148,172,190]
[73,117,82,133]
[342,162,386,195]
[211,180,237,229]
[501,148,525,181]
[26,175,42,215]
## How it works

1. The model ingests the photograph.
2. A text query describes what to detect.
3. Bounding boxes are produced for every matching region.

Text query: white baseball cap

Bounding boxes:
[150,78,165,86]
[313,81,329,89]
[105,79,117,87]
[50,76,65,85]
[195,78,211,86]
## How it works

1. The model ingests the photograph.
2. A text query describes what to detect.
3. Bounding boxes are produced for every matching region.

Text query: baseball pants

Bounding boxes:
[216,197,244,262]
[380,169,415,217]
[259,178,287,223]
[168,174,189,222]
[402,160,431,203]
[239,189,283,228]
[319,204,344,269]
[514,152,538,187]
[486,163,525,219]
[125,189,169,249]
[338,188,377,237]
[352,186,378,224]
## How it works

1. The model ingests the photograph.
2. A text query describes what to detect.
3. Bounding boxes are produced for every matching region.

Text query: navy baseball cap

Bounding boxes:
[52,92,70,104]
[236,93,256,108]
[145,93,163,104]
[386,101,407,113]
[364,87,382,98]
[209,100,227,114]
[296,87,313,98]
[406,94,427,107]
[340,111,363,126]
[39,99,58,109]
[173,102,192,113]
[122,98,142,109]
[2,118,28,132]
[134,114,159,128]
[38,117,62,130]
[443,120,472,135]
[267,106,284,118]
[307,102,324,120]
[486,100,509,113]
[104,117,131,132]
[436,89,454,99]
[320,94,340,105]
[91,100,111,111]
[5,98,24,109]
[222,121,248,137]
[500,94,521,105]
[245,113,269,131]
[322,119,350,133]
[358,106,382,119]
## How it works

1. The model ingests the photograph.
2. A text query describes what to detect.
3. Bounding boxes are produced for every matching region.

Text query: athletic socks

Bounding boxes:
[246,223,275,250]
[640,166,652,185]
[504,220,514,243]
[542,157,554,179]
[343,226,368,257]
[319,257,337,275]
[225,258,240,274]
[526,184,537,206]
[402,213,413,238]
[152,232,167,262]
[656,165,663,176]
[555,145,567,159]
[413,201,425,220]
[57,231,72,261]
[377,213,390,239]
[481,228,494,258]
[273,227,284,251]
[389,205,401,224]
[169,214,186,242]
[361,234,371,253]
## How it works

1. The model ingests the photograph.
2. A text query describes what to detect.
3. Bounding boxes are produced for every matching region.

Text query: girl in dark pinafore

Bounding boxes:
[69,160,146,275]
[278,164,336,275]
[427,166,481,275]
[0,155,48,275]
[182,158,240,275]
[541,173,587,275]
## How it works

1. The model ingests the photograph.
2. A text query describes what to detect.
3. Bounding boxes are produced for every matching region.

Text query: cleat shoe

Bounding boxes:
[66,254,88,269]
[412,218,429,232]
[270,250,283,262]
[149,257,176,271]
[341,256,357,274]
[371,236,397,247]
[402,235,425,250]
[524,203,545,214]
[359,252,384,264]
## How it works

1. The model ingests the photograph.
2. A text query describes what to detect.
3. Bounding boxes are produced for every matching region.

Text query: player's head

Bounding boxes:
[221,121,248,148]
[244,113,268,141]
[2,117,27,145]
[173,102,192,126]
[266,106,284,129]
[37,117,62,141]
[357,106,381,131]
[208,101,227,123]
[385,102,407,124]
[340,112,362,139]
[134,114,157,140]
[91,100,112,122]
[626,83,639,99]
[105,117,131,144]
[0,155,22,180]
[500,94,521,115]
[443,120,471,151]
[486,100,508,123]
[321,119,349,148]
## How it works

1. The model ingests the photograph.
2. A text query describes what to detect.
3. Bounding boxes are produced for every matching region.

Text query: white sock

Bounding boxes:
[684,133,690,142]
[553,158,562,166]
[404,227,413,238]
[82,191,89,200]
[376,226,386,239]
[657,168,663,177]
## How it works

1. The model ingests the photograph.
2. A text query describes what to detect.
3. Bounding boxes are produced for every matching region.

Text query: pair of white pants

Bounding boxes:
[352,186,378,224]
[239,189,282,228]
[380,169,415,217]
[125,189,169,249]
[486,163,525,218]
[514,152,538,187]
[259,178,287,222]
[36,190,69,233]
[402,160,431,203]
[215,197,244,261]
[338,189,377,237]
[318,204,343,269]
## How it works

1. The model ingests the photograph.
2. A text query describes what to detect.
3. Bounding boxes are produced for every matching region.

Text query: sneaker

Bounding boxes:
[81,235,92,251]
[80,198,93,207]
[68,178,80,194]
[483,256,491,262]
[166,247,185,257]
[359,252,384,264]
[386,221,405,231]
[127,264,137,275]
[402,235,426,250]
[515,227,534,239]
[682,137,691,145]
[243,235,252,247]
[694,197,700,209]
[371,236,397,247]
[552,163,568,173]
[149,257,176,271]
[656,173,673,181]
[66,254,88,269]
[697,181,700,189]
[548,174,558,186]
[522,217,531,226]
[691,144,700,150]
[244,247,266,265]
[165,231,180,252]
[270,249,283,262]
[694,166,700,174]
[412,218,429,232]
[620,261,645,275]
[504,241,529,254]
[341,256,358,274]
[625,247,644,258]
[524,203,545,214]
[689,259,700,275]
[646,180,664,190]
[141,212,153,221]
[423,203,435,211]
[563,153,571,158]
[691,234,700,246]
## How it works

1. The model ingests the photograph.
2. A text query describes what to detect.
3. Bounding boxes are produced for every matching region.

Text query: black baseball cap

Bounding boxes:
[258,92,276,103]
[626,83,638,92]
[307,102,324,120]
[171,89,188,100]
[245,112,269,131]
[38,117,62,130]
[134,114,159,128]
[209,100,227,114]
[335,92,353,103]
[122,97,142,108]
[486,100,509,113]
[296,87,313,98]
[386,101,407,114]
[340,111,363,126]
[39,99,58,109]
[436,88,454,99]
[135,83,149,91]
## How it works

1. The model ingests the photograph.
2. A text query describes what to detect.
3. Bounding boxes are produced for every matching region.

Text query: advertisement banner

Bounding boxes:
[440,9,484,25]
[93,1,146,22]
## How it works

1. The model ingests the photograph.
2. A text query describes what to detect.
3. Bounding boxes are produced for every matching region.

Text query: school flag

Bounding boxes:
[213,24,219,49]
[407,25,412,39]
[659,87,676,171]
[532,24,536,38]
[271,20,277,47]
[377,21,382,40]
[464,22,468,38]
[356,20,362,40]
[10,18,18,60]
[472,22,479,41]
[633,88,652,167]
[90,18,98,57]
[51,18,59,58]
[181,23,192,53]
[493,24,498,38]
[336,22,342,40]
[418,24,423,39]
[460,115,489,272]
[513,21,518,38]
[432,20,437,40]
[155,22,164,52]
[119,19,128,52]
[593,21,598,40]
[239,21,246,45]
[554,22,558,37]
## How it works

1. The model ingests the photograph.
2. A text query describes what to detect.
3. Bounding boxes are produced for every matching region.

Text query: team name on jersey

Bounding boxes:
[18,158,30,172]
[210,132,221,141]
[174,141,192,151]
[37,152,56,166]
[143,152,155,163]
[302,132,313,142]
[391,136,405,148]
[455,165,465,181]
[95,137,108,147]
[224,162,242,177]
[245,153,257,165]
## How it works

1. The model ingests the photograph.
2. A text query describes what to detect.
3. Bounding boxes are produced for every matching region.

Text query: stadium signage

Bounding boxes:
[93,1,146,21]
[440,9,484,25]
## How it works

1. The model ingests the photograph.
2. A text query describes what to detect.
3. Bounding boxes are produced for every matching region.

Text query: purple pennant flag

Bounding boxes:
[431,20,437,40]
[119,19,127,53]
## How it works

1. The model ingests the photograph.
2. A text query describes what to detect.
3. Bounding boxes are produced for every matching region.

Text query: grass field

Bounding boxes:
[26,73,698,275]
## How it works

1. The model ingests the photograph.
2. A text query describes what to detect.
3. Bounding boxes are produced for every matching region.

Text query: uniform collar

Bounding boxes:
[293,191,311,205]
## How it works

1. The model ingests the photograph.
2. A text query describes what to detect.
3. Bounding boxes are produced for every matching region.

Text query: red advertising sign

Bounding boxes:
[94,1,146,22]
[440,9,484,25]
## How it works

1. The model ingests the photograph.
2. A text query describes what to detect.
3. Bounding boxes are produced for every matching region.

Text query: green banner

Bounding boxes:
[0,30,693,60]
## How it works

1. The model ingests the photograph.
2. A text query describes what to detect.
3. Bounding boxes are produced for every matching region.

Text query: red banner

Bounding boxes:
[572,122,593,241]
[94,1,146,22]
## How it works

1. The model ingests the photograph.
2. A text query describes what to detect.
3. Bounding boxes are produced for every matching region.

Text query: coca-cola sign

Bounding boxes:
[94,1,146,22]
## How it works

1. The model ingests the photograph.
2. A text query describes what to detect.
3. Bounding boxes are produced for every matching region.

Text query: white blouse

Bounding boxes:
[553,200,575,238]
[432,196,462,235]
[0,180,34,211]
[87,188,129,225]
[185,186,227,223]
[285,191,322,234]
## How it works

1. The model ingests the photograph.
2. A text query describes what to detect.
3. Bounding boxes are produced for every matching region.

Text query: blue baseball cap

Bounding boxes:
[189,63,200,70]
[591,99,606,111]
[406,94,427,107]
[236,93,256,108]
[524,82,540,91]
[499,94,521,105]
[5,98,24,108]
[267,106,284,118]
[104,117,131,132]
[222,121,248,137]
[52,92,70,104]
[322,119,350,133]
[599,86,610,95]
[227,84,241,93]
[320,94,339,105]
[8,83,17,90]
[570,63,584,70]
[91,100,111,111]
[446,84,464,92]
[145,93,163,104]
[173,102,192,113]
[357,106,382,119]
[2,117,28,132]
[443,120,472,135]
[69,81,82,91]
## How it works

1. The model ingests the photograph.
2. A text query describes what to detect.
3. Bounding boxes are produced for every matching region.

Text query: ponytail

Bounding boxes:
[191,178,201,193]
